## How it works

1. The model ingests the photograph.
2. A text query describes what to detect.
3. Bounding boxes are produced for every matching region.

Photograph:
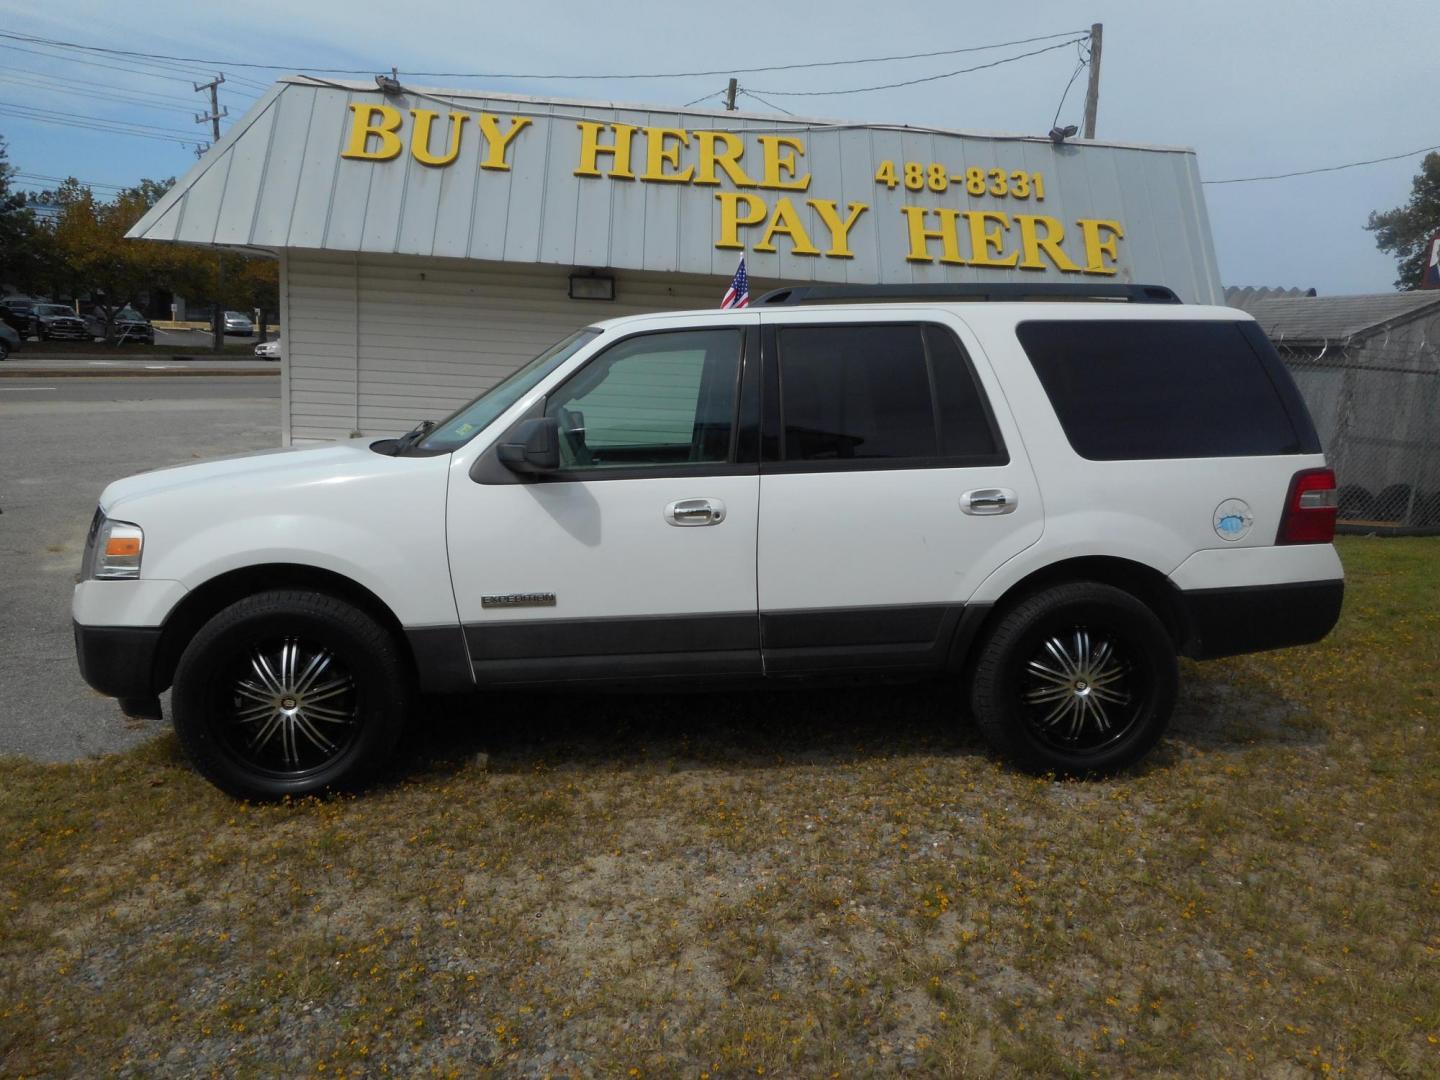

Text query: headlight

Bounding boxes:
[83,511,144,580]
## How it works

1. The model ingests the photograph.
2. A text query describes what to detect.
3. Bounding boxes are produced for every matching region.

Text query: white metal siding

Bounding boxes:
[283,252,727,444]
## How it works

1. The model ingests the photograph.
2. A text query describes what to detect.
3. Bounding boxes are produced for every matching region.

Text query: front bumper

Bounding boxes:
[41,323,88,339]
[74,622,162,699]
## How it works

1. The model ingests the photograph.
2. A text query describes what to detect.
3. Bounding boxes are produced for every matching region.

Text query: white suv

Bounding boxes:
[73,283,1344,799]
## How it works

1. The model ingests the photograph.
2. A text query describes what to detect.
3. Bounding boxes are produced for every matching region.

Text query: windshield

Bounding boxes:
[37,305,73,316]
[417,328,601,453]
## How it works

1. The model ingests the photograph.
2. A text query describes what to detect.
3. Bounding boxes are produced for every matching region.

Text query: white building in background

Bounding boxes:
[129,76,1223,445]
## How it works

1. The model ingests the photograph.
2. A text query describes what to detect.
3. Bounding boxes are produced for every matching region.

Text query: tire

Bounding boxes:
[171,590,411,800]
[969,582,1177,776]
[0,339,8,361]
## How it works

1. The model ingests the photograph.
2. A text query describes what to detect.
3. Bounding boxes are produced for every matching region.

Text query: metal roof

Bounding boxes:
[127,77,1223,301]
[1240,292,1440,344]
[1223,285,1316,313]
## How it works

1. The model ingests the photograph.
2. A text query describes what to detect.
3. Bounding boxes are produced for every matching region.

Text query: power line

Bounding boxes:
[0,102,204,146]
[13,171,128,191]
[0,38,267,97]
[0,40,199,83]
[0,28,1090,81]
[738,90,795,117]
[0,100,199,136]
[7,30,272,92]
[1204,143,1440,184]
[0,63,209,107]
[0,73,208,115]
[1050,51,1089,131]
[0,39,258,99]
[682,88,728,108]
[0,110,200,146]
[748,37,1088,97]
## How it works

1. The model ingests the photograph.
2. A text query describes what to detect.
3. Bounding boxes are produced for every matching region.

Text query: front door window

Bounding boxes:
[544,329,743,470]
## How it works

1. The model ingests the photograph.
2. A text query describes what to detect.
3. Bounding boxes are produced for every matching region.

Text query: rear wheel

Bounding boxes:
[0,339,8,361]
[970,582,1177,775]
[171,590,410,799]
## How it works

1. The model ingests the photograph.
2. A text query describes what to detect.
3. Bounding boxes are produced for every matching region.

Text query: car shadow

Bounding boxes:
[404,663,1325,783]
[408,680,983,778]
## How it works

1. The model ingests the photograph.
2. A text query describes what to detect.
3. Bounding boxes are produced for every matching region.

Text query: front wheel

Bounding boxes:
[969,582,1177,775]
[171,590,411,799]
[0,339,8,361]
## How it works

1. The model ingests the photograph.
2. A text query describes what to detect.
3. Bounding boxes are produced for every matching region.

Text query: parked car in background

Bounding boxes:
[0,302,33,339]
[31,303,90,341]
[0,321,20,360]
[254,339,281,360]
[223,310,254,335]
[86,307,156,345]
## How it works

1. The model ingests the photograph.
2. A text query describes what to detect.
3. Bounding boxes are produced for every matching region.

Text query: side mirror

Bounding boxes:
[497,416,561,475]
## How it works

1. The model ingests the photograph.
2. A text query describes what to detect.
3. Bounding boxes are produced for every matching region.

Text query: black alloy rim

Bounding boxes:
[1018,624,1149,754]
[213,636,360,776]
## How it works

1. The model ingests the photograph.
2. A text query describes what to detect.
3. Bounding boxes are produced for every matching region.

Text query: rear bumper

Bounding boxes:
[73,622,162,699]
[1178,579,1344,659]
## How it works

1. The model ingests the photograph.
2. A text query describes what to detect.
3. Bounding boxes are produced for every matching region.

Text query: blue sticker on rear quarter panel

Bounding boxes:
[1213,498,1254,541]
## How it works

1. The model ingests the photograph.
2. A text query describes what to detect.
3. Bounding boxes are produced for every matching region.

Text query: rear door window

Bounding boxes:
[1016,319,1318,460]
[772,323,1005,469]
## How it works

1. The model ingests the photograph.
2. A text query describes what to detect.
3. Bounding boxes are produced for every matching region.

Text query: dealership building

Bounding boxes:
[130,77,1223,444]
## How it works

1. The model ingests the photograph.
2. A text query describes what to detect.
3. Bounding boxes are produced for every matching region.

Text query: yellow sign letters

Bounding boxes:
[338,104,1127,275]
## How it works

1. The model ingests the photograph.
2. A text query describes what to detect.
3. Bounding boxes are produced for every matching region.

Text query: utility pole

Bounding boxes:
[725,78,738,111]
[1082,23,1103,139]
[194,74,229,351]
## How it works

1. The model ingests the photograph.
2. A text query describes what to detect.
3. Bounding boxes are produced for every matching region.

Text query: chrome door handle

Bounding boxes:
[665,498,726,526]
[961,487,1017,515]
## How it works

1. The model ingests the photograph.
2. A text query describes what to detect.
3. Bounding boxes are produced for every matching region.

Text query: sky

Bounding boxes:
[0,0,1433,296]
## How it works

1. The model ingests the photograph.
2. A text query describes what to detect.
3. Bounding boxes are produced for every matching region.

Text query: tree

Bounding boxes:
[11,164,278,344]
[0,135,43,293]
[47,178,178,341]
[1365,152,1440,291]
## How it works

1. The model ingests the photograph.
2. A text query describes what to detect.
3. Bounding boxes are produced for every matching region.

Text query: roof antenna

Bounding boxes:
[376,66,402,94]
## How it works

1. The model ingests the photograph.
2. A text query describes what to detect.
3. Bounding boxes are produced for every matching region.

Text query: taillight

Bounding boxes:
[1277,468,1338,544]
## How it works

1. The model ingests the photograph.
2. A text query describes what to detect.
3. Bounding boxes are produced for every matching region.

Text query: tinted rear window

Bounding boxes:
[774,323,1005,467]
[1017,320,1310,460]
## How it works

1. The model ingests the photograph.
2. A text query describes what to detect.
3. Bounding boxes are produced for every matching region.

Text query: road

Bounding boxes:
[0,377,279,401]
[154,326,265,348]
[0,377,280,761]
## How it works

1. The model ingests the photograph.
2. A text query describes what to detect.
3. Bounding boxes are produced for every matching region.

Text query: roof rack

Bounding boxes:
[754,283,1182,306]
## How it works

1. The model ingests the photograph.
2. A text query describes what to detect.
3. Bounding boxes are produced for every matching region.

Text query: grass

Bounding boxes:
[2,536,1437,1077]
[13,340,259,357]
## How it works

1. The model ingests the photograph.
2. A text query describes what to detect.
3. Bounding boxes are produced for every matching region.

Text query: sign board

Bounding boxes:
[130,80,1224,302]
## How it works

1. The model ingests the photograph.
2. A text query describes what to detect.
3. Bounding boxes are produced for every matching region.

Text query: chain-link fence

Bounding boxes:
[1279,322,1440,534]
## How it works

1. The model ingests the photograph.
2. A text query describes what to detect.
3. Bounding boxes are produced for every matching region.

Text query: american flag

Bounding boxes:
[720,256,750,309]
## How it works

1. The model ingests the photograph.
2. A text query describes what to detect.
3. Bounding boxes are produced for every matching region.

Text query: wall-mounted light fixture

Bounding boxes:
[568,270,616,301]
[1049,124,1079,146]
